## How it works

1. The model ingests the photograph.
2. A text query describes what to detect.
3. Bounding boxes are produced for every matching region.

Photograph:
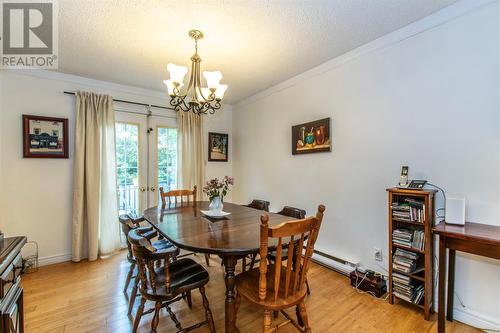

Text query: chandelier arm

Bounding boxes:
[193,61,200,103]
[195,61,204,103]
[189,60,199,105]
[170,95,180,107]
[193,103,201,115]
[172,96,185,112]
[195,62,207,104]
[189,56,197,92]
[207,103,216,115]
[200,102,209,114]
[202,103,210,115]
[204,102,215,115]
[182,59,196,101]
[181,98,192,112]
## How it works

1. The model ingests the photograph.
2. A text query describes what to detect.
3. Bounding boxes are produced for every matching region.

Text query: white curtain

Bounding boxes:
[72,91,121,262]
[178,111,204,200]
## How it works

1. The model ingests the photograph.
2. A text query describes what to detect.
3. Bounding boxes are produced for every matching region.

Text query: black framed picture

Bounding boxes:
[208,132,228,162]
[292,117,331,155]
[23,115,69,158]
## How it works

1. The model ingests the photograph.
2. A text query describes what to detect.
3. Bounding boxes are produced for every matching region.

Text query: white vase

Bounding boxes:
[209,196,223,213]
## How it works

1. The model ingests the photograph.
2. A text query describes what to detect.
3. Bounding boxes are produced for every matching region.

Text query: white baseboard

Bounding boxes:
[38,253,72,267]
[311,251,358,276]
[453,307,500,332]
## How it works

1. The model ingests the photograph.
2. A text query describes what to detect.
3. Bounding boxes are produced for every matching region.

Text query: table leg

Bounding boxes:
[223,256,238,333]
[447,249,456,321]
[438,237,447,333]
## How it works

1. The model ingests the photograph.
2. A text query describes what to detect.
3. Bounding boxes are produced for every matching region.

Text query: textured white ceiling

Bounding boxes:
[57,0,458,103]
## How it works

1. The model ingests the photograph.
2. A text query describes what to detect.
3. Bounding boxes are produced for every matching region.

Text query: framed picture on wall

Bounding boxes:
[208,132,228,162]
[292,117,331,155]
[22,115,69,158]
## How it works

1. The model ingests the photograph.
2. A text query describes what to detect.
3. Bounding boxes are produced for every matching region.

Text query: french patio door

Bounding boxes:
[115,110,178,215]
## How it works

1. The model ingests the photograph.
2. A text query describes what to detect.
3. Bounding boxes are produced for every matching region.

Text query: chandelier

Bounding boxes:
[164,30,228,115]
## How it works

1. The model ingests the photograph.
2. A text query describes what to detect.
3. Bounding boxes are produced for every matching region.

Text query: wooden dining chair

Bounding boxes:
[128,228,216,333]
[234,205,325,333]
[119,214,179,315]
[246,199,270,212]
[159,185,211,267]
[268,206,312,295]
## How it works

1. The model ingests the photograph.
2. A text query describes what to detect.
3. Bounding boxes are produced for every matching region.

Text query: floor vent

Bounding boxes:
[311,250,358,276]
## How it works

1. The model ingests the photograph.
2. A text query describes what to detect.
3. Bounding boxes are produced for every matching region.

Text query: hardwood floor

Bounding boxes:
[23,251,479,333]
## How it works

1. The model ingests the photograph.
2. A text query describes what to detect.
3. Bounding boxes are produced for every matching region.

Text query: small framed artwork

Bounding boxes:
[208,132,228,162]
[292,117,331,155]
[23,115,69,158]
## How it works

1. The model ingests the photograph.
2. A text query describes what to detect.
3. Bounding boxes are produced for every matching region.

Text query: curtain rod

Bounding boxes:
[63,91,175,111]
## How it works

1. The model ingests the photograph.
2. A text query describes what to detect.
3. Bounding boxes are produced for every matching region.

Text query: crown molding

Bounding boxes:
[234,0,497,108]
[3,68,169,100]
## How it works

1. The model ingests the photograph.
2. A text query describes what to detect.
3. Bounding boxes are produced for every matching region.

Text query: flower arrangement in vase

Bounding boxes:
[203,176,234,213]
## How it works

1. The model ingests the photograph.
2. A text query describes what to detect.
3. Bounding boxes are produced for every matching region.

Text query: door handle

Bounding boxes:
[150,186,156,192]
[140,187,146,192]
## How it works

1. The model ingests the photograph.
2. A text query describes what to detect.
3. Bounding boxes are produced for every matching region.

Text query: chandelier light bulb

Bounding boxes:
[201,87,213,100]
[163,79,183,96]
[167,63,188,84]
[215,84,228,100]
[203,71,223,89]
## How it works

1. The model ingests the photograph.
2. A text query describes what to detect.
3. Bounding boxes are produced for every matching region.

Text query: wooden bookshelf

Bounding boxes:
[387,187,436,320]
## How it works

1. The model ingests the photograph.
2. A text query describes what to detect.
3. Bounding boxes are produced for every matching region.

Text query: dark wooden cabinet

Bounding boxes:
[0,237,26,333]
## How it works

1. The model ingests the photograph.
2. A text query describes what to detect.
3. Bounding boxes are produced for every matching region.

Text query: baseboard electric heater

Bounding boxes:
[311,250,359,276]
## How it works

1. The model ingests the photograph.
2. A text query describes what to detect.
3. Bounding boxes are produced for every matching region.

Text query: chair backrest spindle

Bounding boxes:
[284,235,295,298]
[259,214,269,301]
[159,185,197,208]
[258,205,325,301]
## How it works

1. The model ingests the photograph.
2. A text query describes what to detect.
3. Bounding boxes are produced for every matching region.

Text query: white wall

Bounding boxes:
[0,70,232,265]
[232,0,500,328]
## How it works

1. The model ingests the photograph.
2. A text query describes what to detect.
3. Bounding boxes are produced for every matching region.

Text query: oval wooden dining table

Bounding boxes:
[143,201,294,333]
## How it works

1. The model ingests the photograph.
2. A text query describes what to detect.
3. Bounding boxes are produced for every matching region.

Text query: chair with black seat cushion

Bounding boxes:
[268,206,311,295]
[246,199,270,212]
[128,228,216,333]
[241,200,271,272]
[119,214,179,315]
[234,205,325,333]
[277,206,306,219]
[119,215,155,294]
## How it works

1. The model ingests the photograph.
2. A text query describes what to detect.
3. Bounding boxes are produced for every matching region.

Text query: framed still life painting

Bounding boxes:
[23,115,69,158]
[208,132,228,162]
[292,117,331,155]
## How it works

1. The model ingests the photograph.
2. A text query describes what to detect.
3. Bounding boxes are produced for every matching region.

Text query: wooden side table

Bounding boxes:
[433,222,500,333]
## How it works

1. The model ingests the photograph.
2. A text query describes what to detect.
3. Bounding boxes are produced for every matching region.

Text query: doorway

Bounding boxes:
[115,108,178,215]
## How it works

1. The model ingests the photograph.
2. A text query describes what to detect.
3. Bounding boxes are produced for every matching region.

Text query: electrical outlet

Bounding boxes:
[374,248,383,261]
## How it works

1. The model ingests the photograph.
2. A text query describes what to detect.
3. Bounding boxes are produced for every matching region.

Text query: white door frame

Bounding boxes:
[148,115,178,206]
[115,107,178,210]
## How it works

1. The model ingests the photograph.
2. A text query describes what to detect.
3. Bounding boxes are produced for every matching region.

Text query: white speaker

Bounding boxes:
[445,195,465,225]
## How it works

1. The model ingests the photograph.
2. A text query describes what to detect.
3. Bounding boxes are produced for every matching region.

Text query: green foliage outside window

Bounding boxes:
[115,123,139,186]
[157,127,177,191]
